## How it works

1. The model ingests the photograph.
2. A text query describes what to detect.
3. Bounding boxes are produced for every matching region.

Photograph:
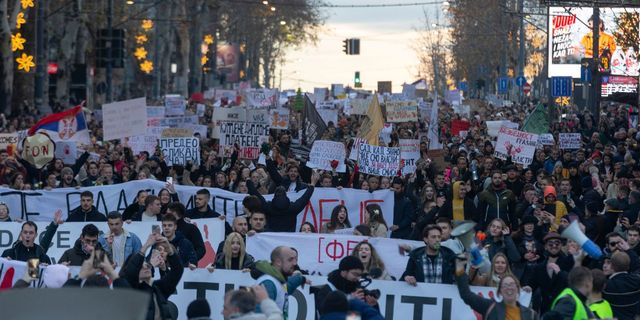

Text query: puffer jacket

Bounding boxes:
[476,184,517,229]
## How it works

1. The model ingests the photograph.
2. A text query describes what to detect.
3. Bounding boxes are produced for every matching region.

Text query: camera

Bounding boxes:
[358,274,381,300]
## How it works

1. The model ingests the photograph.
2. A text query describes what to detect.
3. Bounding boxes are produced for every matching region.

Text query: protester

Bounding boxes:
[98,211,143,267]
[159,214,198,267]
[546,267,595,320]
[222,286,283,320]
[602,251,640,319]
[320,205,352,233]
[1,221,52,263]
[247,181,315,232]
[132,195,162,221]
[66,191,107,222]
[588,269,613,320]
[351,241,392,280]
[209,232,254,271]
[364,203,388,238]
[59,223,106,266]
[402,224,456,285]
[166,202,206,261]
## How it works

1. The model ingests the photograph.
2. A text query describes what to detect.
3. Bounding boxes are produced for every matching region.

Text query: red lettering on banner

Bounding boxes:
[346,240,360,254]
[318,237,365,263]
[318,199,343,228]
[360,199,384,224]
[302,202,318,231]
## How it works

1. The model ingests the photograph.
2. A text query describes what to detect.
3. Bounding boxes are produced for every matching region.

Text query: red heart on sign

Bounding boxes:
[330,160,339,169]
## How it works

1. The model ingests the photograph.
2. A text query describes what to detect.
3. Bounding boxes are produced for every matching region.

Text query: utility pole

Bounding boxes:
[34,0,45,112]
[590,6,600,125]
[517,0,525,103]
[106,0,113,102]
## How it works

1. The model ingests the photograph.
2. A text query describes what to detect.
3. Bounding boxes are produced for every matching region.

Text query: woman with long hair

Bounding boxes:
[299,222,317,233]
[210,232,254,271]
[470,252,515,287]
[351,241,392,280]
[321,205,352,233]
[365,204,388,238]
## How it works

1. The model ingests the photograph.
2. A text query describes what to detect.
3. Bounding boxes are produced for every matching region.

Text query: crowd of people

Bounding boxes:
[1,93,640,320]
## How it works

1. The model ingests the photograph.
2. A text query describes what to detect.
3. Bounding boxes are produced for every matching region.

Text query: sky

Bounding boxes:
[279,0,447,93]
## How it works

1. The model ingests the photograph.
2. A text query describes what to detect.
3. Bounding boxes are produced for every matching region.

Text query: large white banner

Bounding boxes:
[247,232,423,279]
[0,180,394,233]
[0,219,224,267]
[494,127,538,166]
[102,97,148,141]
[0,262,530,320]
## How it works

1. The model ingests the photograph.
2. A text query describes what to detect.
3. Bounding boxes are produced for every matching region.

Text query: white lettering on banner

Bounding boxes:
[385,100,418,122]
[0,220,224,267]
[358,143,401,176]
[399,139,420,175]
[102,97,148,141]
[0,264,530,320]
[494,127,538,166]
[0,180,394,233]
[247,232,423,279]
[307,140,347,173]
[159,138,200,166]
[218,121,269,159]
[559,133,581,150]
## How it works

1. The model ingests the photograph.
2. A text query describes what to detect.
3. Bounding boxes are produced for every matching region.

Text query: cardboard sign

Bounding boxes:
[559,133,581,149]
[159,137,200,166]
[244,89,277,108]
[316,100,335,109]
[218,122,269,159]
[399,139,420,175]
[54,141,77,165]
[0,133,19,152]
[358,143,401,176]
[318,109,338,126]
[165,94,186,116]
[538,133,555,147]
[102,97,147,141]
[349,98,371,115]
[270,108,290,130]
[22,133,55,169]
[385,100,418,122]
[494,127,538,166]
[307,140,347,172]
[212,107,246,122]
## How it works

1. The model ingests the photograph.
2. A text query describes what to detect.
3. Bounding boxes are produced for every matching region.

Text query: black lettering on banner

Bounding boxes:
[0,230,14,248]
[117,189,130,212]
[442,298,452,319]
[224,283,235,294]
[183,281,220,299]
[401,296,439,320]
[216,195,239,217]
[384,294,395,319]
[185,195,195,210]
[290,290,307,320]
[23,192,42,220]
[57,231,71,248]
[0,191,25,219]
[66,191,83,214]
[95,190,109,214]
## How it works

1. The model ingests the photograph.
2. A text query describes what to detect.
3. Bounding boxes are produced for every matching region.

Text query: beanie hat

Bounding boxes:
[339,256,364,272]
[522,215,538,226]
[543,186,557,198]
[187,299,211,319]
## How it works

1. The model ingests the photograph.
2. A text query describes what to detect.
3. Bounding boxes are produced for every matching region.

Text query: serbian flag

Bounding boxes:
[28,105,90,144]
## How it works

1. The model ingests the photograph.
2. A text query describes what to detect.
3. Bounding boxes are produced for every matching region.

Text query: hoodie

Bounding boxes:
[543,186,567,232]
[247,181,315,232]
[164,231,198,266]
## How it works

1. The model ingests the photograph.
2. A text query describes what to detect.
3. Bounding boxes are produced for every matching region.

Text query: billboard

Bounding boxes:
[601,75,638,97]
[549,7,640,78]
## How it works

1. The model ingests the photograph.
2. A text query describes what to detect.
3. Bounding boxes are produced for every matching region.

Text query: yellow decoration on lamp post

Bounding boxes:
[203,34,214,45]
[16,53,35,72]
[11,33,26,52]
[141,19,154,31]
[140,60,153,73]
[135,34,148,44]
[201,55,208,66]
[134,47,148,60]
[16,12,26,29]
[20,0,34,9]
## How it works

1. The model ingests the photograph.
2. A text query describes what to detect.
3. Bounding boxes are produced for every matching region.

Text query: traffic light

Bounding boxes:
[354,71,361,88]
[343,39,350,55]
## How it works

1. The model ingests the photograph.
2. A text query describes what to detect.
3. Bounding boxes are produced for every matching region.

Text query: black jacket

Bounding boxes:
[525,255,573,314]
[247,180,315,232]
[390,194,415,239]
[177,218,205,261]
[59,239,107,266]
[123,203,144,221]
[603,272,640,320]
[265,159,309,192]
[163,231,197,267]
[1,241,51,264]
[185,206,232,235]
[401,245,456,284]
[67,206,107,222]
[121,251,184,320]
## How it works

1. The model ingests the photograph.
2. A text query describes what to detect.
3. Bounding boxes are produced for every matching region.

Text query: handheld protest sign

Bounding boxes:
[21,133,55,169]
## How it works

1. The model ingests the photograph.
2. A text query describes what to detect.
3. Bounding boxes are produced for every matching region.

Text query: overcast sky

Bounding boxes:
[280,0,445,93]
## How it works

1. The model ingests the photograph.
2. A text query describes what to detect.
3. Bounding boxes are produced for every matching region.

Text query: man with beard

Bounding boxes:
[67,191,107,222]
[390,178,414,239]
[247,180,314,232]
[250,246,307,316]
[266,161,308,192]
[504,165,524,199]
[185,188,231,234]
[477,170,518,230]
[525,232,578,314]
[402,224,457,285]
[312,256,382,318]
[1,221,52,263]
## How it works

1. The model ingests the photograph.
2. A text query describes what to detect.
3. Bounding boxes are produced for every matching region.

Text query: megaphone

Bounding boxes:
[450,221,489,273]
[561,220,603,259]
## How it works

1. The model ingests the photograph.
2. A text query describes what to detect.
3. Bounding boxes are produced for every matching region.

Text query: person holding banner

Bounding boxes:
[1,221,52,264]
[321,205,352,234]
[98,212,143,267]
[364,204,388,238]
[402,224,457,285]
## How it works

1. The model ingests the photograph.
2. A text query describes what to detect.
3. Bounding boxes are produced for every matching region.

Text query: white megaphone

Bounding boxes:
[451,221,490,274]
[561,220,603,259]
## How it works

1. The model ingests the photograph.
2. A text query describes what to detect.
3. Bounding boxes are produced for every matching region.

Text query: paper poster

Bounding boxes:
[54,141,77,165]
[159,137,200,166]
[486,120,519,137]
[559,133,581,149]
[399,139,420,175]
[307,140,347,172]
[270,108,290,130]
[102,97,147,141]
[217,122,270,159]
[494,127,538,166]
[165,94,186,116]
[358,143,401,176]
[385,100,419,122]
